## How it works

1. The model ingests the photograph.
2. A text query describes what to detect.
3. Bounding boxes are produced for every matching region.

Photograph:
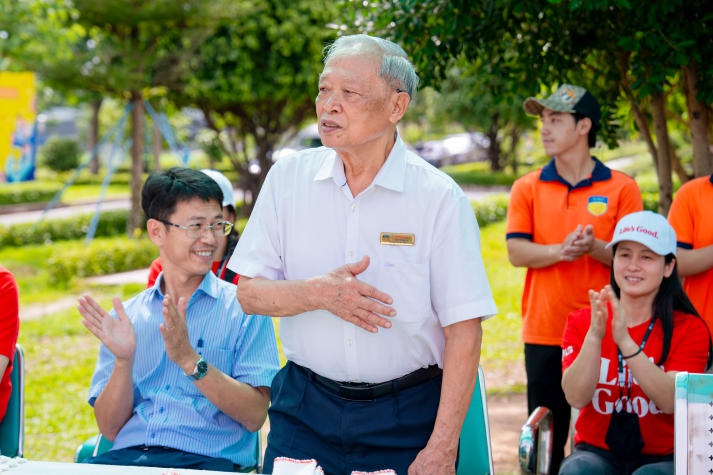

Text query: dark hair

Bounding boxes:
[572,113,598,148]
[141,167,223,221]
[610,245,712,369]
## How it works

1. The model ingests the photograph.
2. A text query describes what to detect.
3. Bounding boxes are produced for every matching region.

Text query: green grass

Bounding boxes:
[479,220,526,394]
[62,184,131,203]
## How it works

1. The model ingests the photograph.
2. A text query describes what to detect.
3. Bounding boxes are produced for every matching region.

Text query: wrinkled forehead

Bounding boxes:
[322,50,380,76]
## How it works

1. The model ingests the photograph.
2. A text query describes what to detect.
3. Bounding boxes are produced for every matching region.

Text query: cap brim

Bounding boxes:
[523,98,544,116]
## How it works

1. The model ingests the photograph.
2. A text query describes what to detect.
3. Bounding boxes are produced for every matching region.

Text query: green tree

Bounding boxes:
[174,0,337,214]
[346,0,713,213]
[16,0,235,236]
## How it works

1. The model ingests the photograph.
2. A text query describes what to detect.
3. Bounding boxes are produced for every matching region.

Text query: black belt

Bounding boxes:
[295,362,442,401]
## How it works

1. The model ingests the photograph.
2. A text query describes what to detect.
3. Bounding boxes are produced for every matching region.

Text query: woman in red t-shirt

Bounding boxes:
[560,211,711,475]
[0,265,20,421]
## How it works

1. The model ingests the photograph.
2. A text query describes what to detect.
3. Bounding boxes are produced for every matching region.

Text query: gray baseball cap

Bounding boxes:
[523,84,601,130]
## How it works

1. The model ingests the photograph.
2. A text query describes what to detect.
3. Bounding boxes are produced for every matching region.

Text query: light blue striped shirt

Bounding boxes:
[87,272,280,466]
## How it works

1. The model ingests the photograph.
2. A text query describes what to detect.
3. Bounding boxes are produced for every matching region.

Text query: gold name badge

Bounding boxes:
[380,232,415,246]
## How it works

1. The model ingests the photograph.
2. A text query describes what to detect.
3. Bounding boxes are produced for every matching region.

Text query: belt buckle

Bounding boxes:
[338,385,374,401]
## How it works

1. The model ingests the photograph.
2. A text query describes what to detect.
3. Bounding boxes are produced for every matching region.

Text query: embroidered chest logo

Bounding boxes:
[587,196,608,216]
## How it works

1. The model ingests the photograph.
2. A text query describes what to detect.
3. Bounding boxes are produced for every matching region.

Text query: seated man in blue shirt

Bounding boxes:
[78,167,279,472]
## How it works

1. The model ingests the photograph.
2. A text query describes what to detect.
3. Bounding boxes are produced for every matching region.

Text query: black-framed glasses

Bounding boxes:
[156,218,233,239]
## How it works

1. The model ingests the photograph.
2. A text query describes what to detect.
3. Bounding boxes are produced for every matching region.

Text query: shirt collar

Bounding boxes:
[539,156,611,189]
[314,132,407,193]
[152,271,219,302]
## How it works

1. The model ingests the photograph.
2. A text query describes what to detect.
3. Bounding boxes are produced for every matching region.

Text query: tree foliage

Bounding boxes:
[343,0,713,213]
[14,0,238,235]
[174,0,338,213]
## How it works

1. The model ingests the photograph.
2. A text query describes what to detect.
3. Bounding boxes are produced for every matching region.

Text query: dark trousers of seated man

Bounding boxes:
[263,361,444,475]
[525,343,572,475]
[84,445,239,472]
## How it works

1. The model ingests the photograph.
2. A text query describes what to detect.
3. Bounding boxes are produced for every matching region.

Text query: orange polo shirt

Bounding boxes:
[667,174,713,335]
[506,158,643,346]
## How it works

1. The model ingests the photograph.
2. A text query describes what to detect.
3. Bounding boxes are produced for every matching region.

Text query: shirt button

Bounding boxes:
[351,204,357,212]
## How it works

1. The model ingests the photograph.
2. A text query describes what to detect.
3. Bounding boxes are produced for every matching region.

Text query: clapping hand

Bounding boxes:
[78,294,136,362]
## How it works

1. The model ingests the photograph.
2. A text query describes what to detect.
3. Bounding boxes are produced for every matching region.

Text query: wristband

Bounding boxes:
[621,347,643,360]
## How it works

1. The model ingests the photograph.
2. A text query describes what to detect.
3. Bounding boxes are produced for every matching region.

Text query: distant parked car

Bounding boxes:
[250,123,323,175]
[271,123,322,161]
[414,132,489,168]
[414,140,449,168]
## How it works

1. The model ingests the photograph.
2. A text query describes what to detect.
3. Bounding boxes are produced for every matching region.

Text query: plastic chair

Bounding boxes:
[518,406,553,475]
[75,429,263,473]
[0,344,25,458]
[674,371,713,474]
[518,405,580,474]
[456,365,494,475]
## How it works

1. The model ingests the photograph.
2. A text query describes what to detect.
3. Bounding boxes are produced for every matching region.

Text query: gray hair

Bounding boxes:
[323,34,419,99]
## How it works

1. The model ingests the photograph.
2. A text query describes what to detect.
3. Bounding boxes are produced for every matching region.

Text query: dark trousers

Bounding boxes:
[84,445,238,472]
[559,443,673,475]
[263,361,442,475]
[525,343,571,475]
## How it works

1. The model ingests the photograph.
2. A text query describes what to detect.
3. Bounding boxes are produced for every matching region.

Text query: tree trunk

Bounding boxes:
[509,126,521,176]
[487,113,501,172]
[128,92,145,238]
[669,143,690,185]
[651,92,674,215]
[623,87,658,170]
[152,117,162,171]
[683,64,713,177]
[88,98,102,175]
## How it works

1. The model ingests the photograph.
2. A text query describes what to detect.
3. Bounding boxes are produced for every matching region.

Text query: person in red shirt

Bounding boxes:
[147,169,239,287]
[0,264,20,421]
[560,211,711,474]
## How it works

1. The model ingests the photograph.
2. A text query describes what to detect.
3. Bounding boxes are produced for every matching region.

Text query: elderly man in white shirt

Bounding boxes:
[228,34,497,475]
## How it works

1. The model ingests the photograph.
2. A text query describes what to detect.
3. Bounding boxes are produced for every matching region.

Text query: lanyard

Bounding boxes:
[616,318,655,389]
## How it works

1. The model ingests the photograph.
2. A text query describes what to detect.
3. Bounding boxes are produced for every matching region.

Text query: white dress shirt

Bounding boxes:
[229,134,497,383]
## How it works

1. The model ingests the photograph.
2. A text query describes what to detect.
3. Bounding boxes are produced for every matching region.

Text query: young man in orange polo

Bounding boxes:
[667,173,713,335]
[506,84,643,474]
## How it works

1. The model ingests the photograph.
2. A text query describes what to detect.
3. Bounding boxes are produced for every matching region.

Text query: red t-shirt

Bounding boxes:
[146,257,239,288]
[0,266,20,420]
[562,308,709,455]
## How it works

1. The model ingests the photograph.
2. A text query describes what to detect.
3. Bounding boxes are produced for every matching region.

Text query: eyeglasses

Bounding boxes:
[156,218,233,239]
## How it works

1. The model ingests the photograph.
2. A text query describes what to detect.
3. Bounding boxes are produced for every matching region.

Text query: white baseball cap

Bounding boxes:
[200,169,235,209]
[606,211,677,256]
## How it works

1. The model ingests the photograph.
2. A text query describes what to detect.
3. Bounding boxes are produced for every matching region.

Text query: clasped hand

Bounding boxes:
[318,255,396,333]
[560,224,594,262]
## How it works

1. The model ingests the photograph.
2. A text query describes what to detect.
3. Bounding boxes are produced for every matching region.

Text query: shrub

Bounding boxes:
[0,209,130,247]
[472,194,510,227]
[47,237,156,287]
[41,137,81,172]
[0,182,61,206]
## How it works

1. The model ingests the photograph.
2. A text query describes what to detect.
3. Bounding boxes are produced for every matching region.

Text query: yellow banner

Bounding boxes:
[0,72,36,182]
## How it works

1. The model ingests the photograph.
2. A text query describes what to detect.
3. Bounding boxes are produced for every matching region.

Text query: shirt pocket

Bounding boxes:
[376,261,431,324]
